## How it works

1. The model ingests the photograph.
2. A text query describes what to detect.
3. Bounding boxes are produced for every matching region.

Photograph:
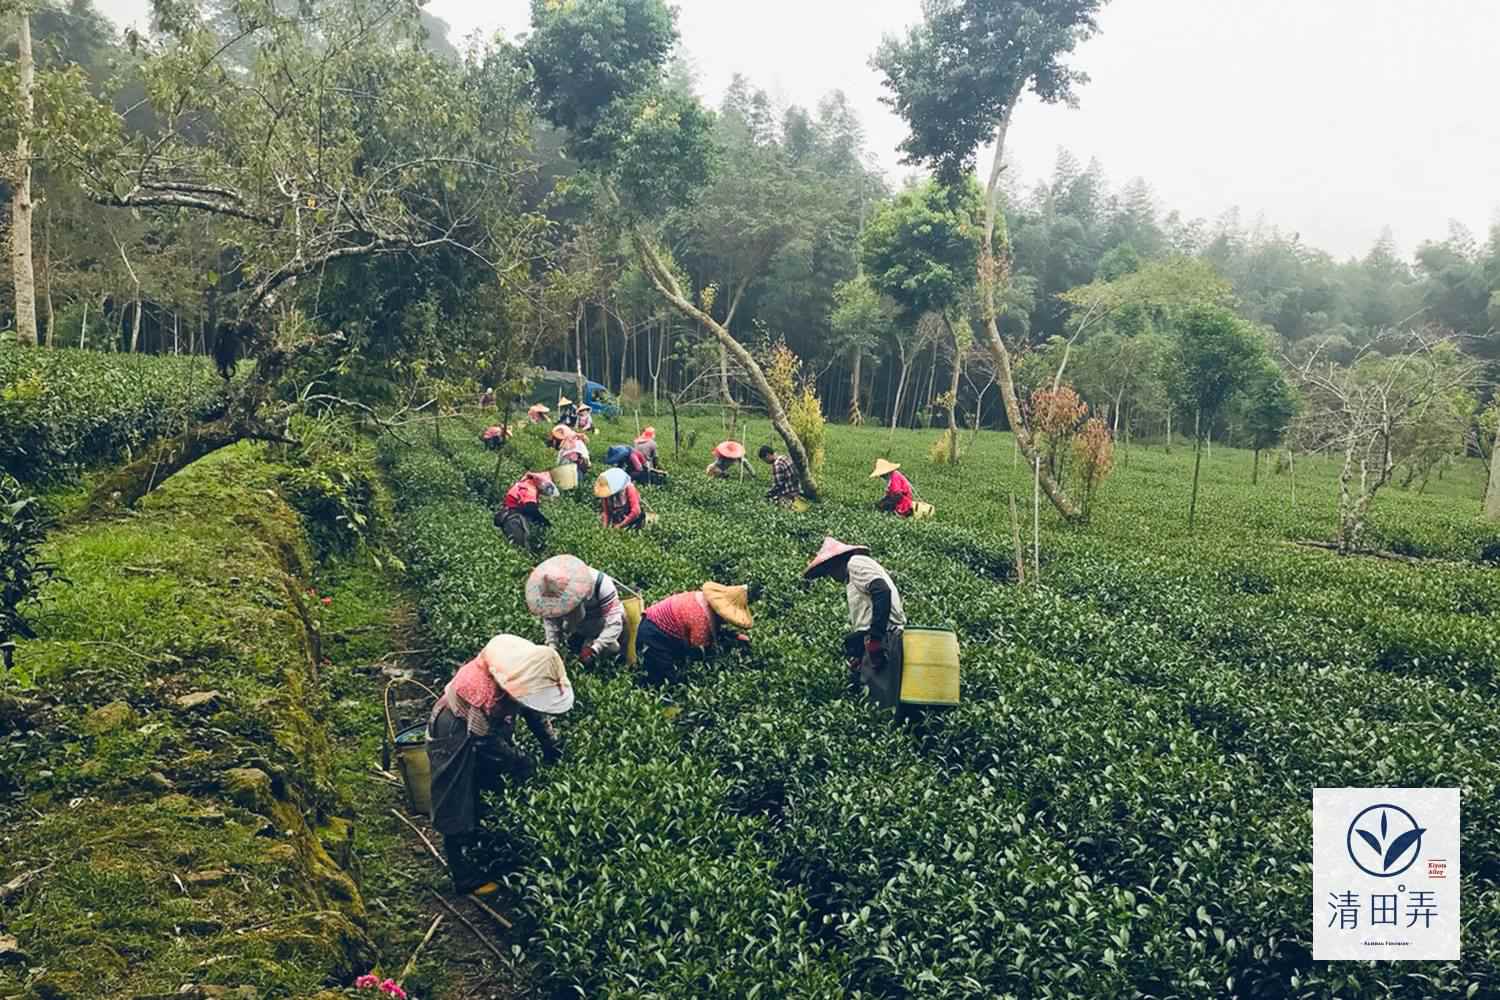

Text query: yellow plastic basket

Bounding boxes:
[899,628,960,706]
[383,679,438,815]
[913,501,935,520]
[552,463,579,491]
[622,593,644,666]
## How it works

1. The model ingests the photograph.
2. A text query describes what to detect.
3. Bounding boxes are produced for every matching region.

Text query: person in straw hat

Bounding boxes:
[526,555,626,665]
[804,537,908,712]
[705,440,754,478]
[527,402,552,424]
[575,403,595,434]
[426,634,573,894]
[594,468,645,531]
[636,582,761,685]
[557,397,578,427]
[633,426,660,470]
[494,471,558,551]
[549,425,591,474]
[871,458,916,517]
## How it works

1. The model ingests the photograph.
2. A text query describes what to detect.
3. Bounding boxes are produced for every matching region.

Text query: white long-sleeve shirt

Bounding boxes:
[542,570,625,657]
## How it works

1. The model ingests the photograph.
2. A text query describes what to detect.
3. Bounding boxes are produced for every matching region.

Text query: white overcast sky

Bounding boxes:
[101,0,1499,260]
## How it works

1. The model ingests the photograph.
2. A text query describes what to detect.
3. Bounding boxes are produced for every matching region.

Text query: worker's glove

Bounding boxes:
[578,645,595,664]
[732,633,752,652]
[846,656,863,674]
[865,638,886,671]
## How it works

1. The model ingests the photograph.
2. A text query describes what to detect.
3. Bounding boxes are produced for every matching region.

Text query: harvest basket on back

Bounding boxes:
[899,627,960,705]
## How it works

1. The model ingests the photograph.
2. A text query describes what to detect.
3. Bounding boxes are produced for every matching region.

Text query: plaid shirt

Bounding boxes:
[767,455,799,503]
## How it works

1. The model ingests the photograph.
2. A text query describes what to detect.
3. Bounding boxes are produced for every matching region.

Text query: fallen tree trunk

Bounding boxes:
[72,415,291,520]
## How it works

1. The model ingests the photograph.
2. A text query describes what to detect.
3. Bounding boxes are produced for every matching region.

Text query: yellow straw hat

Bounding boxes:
[701,582,753,630]
[870,458,901,478]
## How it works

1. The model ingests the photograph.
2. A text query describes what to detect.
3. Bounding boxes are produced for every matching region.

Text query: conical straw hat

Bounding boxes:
[803,536,870,579]
[594,468,630,498]
[526,556,594,619]
[701,582,753,629]
[714,441,746,461]
[870,458,901,478]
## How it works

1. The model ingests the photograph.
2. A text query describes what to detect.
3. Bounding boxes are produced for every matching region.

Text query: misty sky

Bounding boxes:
[101,0,1498,261]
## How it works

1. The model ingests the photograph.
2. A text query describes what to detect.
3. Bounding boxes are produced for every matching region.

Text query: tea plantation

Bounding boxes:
[379,414,1500,999]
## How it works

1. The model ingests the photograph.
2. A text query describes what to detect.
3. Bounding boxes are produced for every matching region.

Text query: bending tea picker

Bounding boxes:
[575,404,595,434]
[706,440,754,478]
[871,459,916,518]
[633,426,660,469]
[426,635,573,894]
[526,555,626,666]
[595,468,645,530]
[636,583,761,686]
[494,471,558,552]
[527,403,551,424]
[605,444,657,485]
[759,444,801,506]
[804,537,911,717]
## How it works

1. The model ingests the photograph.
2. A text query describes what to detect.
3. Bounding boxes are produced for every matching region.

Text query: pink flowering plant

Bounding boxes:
[349,973,409,999]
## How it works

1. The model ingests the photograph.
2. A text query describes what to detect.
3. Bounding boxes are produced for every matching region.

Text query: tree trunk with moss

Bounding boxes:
[632,229,818,500]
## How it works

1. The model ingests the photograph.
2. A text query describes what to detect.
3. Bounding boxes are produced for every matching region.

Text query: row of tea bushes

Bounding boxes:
[0,348,228,482]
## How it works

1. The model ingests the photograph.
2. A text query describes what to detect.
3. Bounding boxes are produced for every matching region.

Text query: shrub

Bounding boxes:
[0,349,227,483]
[1,474,61,683]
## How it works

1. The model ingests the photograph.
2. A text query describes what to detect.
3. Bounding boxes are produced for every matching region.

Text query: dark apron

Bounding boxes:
[426,707,532,837]
[856,627,905,710]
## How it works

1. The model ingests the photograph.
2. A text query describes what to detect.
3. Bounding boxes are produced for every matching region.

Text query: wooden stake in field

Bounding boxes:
[1032,454,1041,584]
[1008,493,1026,585]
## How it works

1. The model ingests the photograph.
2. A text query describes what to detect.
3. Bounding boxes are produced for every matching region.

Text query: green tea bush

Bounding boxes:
[0,349,228,483]
[380,413,1500,999]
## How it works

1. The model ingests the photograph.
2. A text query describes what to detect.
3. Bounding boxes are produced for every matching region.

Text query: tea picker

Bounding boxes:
[759,444,801,506]
[526,555,627,665]
[871,459,917,518]
[804,537,960,719]
[705,440,754,478]
[636,583,761,686]
[494,471,558,552]
[804,537,910,713]
[595,468,646,530]
[425,634,573,894]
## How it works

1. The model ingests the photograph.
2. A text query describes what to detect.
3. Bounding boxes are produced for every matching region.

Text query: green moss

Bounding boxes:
[0,445,369,1000]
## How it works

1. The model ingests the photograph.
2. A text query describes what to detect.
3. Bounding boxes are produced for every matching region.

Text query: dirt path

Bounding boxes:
[318,571,532,1000]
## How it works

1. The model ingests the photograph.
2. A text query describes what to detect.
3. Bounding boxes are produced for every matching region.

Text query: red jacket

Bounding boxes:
[504,478,539,511]
[885,471,915,517]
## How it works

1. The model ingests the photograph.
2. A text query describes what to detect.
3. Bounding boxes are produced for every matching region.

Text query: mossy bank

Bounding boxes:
[0,446,370,1000]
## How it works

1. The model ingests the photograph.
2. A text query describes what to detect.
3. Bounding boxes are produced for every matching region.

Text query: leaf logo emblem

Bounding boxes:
[1346,805,1426,878]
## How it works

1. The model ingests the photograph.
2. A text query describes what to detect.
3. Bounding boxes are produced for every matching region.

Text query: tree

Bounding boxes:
[1242,361,1298,484]
[859,178,980,441]
[1292,332,1479,552]
[526,0,822,499]
[874,0,1108,522]
[829,274,899,424]
[6,4,36,345]
[1167,305,1265,527]
[61,0,543,510]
